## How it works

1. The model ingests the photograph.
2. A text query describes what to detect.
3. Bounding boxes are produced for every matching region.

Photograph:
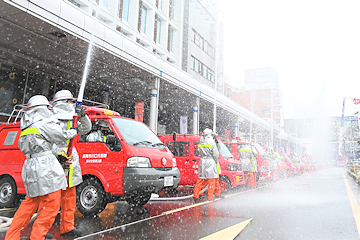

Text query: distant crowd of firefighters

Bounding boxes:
[193,128,321,203]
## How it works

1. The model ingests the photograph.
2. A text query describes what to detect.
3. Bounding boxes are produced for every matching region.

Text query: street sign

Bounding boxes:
[336,116,358,122]
[353,98,360,105]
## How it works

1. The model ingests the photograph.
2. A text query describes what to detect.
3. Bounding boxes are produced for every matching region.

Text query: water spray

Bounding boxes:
[67,14,96,157]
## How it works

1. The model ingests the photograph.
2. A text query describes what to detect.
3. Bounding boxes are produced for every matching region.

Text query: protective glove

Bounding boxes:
[70,127,79,134]
[58,152,72,163]
[75,106,86,117]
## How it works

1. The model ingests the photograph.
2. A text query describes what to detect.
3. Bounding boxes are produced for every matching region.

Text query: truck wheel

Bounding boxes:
[76,178,107,216]
[0,176,17,208]
[219,176,231,192]
[125,192,151,206]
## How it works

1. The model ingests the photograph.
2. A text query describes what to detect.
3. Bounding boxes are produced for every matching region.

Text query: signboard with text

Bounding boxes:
[135,102,144,122]
[225,130,230,142]
[180,116,188,134]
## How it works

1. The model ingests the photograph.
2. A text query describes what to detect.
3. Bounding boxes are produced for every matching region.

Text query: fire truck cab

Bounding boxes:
[224,137,273,182]
[278,151,297,177]
[158,134,245,191]
[0,106,180,215]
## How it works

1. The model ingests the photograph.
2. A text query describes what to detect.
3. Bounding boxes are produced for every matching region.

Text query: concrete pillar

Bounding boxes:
[193,97,200,134]
[149,78,160,133]
[193,106,198,135]
[234,118,239,137]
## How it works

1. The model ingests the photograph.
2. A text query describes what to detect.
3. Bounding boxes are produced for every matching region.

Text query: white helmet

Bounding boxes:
[202,128,213,136]
[53,90,75,102]
[99,121,110,128]
[26,95,49,109]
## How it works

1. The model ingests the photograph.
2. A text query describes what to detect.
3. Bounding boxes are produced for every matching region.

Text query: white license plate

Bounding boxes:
[164,176,174,187]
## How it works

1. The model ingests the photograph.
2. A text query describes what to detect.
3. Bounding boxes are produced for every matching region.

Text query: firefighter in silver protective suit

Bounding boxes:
[193,128,221,202]
[86,121,110,142]
[51,90,91,237]
[5,95,78,240]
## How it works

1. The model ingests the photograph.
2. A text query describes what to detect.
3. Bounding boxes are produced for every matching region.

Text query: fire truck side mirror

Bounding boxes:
[172,132,177,141]
[106,135,122,151]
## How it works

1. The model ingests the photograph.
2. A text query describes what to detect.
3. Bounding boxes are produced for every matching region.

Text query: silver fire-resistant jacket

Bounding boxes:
[52,102,92,187]
[19,106,78,198]
[239,144,253,172]
[197,135,219,179]
[86,130,106,142]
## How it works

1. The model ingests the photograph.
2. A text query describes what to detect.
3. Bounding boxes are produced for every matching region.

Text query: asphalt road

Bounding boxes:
[1,166,360,240]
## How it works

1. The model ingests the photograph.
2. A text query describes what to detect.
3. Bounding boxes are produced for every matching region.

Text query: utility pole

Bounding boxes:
[338,97,346,157]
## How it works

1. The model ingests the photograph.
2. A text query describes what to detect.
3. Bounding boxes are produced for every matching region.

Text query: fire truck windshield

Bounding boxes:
[218,142,234,159]
[112,118,163,147]
[253,143,267,156]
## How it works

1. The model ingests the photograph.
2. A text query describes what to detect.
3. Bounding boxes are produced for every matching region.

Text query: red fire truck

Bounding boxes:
[278,151,297,177]
[158,134,245,191]
[0,106,180,215]
[224,137,273,182]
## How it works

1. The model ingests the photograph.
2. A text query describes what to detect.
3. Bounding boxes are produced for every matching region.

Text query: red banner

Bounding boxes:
[225,130,230,142]
[135,102,144,122]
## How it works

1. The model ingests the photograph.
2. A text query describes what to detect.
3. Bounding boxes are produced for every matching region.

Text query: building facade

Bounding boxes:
[231,67,284,126]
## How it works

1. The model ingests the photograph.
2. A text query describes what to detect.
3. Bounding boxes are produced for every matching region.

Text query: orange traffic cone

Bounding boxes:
[247,171,257,187]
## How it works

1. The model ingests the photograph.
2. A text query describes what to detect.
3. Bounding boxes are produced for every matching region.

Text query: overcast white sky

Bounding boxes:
[218,0,360,119]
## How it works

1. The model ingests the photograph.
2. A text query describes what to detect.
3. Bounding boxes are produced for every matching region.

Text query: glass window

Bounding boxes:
[260,95,271,103]
[169,0,175,19]
[209,46,215,58]
[141,6,147,33]
[100,0,108,7]
[194,58,199,72]
[202,65,207,78]
[83,120,114,143]
[166,141,190,157]
[199,36,204,49]
[194,31,200,46]
[254,143,266,156]
[158,0,162,10]
[122,0,130,21]
[251,146,258,157]
[69,0,80,7]
[261,107,271,116]
[194,141,200,157]
[156,18,161,43]
[204,40,208,52]
[190,56,194,70]
[224,143,232,152]
[4,131,18,146]
[169,27,174,52]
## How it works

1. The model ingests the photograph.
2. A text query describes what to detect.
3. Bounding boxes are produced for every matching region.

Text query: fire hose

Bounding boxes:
[0,216,12,233]
[150,186,208,201]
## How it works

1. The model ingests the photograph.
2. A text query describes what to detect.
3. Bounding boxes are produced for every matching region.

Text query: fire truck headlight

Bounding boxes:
[172,158,177,167]
[127,157,151,168]
[227,164,242,171]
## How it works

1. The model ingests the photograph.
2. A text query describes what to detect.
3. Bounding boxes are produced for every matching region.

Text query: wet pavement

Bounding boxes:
[1,167,360,239]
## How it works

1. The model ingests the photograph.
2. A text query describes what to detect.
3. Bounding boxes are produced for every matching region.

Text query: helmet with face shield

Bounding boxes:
[52,90,75,103]
[26,95,49,109]
[202,128,213,137]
